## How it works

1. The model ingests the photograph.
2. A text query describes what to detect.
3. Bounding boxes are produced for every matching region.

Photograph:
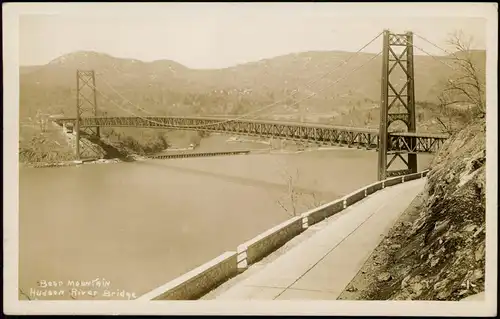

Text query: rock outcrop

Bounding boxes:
[360,119,486,300]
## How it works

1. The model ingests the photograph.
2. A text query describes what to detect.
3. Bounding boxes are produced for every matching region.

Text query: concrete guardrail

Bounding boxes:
[136,251,237,301]
[300,198,344,227]
[138,169,430,300]
[383,175,404,187]
[403,172,423,182]
[365,181,384,196]
[237,216,304,269]
[343,188,367,207]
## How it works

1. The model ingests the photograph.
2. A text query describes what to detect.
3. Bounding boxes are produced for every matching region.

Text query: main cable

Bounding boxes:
[86,50,383,129]
[166,50,382,128]
[94,32,384,127]
[406,38,461,73]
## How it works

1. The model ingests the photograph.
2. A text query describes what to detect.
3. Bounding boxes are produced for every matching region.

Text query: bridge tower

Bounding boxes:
[75,70,100,159]
[378,30,417,180]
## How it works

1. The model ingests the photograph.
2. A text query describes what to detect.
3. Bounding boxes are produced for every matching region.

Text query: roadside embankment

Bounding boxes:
[339,119,486,300]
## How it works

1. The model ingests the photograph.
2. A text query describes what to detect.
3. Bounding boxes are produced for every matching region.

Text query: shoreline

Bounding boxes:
[20,143,373,169]
[19,156,142,169]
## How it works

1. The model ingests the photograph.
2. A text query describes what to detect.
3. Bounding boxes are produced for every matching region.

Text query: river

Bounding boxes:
[18,134,434,300]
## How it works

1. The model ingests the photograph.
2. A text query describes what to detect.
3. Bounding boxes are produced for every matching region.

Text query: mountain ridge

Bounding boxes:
[19,49,485,123]
[21,50,377,70]
[22,48,484,70]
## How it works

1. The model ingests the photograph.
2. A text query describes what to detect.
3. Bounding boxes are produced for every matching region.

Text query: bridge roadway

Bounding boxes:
[202,178,426,300]
[54,116,448,154]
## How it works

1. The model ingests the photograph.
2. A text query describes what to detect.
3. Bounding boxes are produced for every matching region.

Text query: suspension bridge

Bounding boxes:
[52,30,456,180]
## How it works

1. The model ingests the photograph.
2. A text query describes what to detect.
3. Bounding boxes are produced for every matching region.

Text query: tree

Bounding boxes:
[276,166,324,217]
[156,131,170,149]
[35,109,48,133]
[436,31,486,134]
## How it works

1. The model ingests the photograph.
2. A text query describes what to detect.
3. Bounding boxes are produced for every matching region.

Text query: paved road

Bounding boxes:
[208,178,426,300]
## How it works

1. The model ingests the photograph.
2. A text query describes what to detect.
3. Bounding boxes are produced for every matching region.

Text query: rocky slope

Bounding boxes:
[409,119,487,300]
[339,119,486,300]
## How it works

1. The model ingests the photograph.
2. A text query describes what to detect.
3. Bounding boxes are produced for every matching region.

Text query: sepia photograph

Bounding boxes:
[3,2,497,316]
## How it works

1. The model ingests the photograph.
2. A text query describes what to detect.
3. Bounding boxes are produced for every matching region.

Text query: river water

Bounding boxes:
[18,134,433,300]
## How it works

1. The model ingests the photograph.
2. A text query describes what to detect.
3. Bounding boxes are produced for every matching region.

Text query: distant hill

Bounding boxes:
[19,49,485,124]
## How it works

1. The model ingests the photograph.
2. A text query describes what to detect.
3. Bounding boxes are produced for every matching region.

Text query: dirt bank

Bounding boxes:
[338,120,486,300]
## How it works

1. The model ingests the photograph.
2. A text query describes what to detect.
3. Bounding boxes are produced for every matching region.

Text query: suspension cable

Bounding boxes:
[413,32,483,75]
[92,49,382,129]
[163,50,382,128]
[87,48,380,129]
[406,38,461,72]
[94,32,384,127]
[85,51,382,128]
[409,34,484,108]
[414,33,458,58]
[89,83,174,126]
[96,76,157,116]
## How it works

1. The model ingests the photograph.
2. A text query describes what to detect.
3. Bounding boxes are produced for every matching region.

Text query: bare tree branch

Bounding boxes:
[277,199,296,218]
[438,30,485,127]
[436,117,454,135]
[439,100,474,107]
[443,86,480,106]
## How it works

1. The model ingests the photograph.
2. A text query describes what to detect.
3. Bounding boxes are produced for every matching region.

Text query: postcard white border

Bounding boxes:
[3,2,497,316]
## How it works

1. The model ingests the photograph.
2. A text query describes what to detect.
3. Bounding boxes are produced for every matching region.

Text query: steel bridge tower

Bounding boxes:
[75,70,100,159]
[378,30,417,180]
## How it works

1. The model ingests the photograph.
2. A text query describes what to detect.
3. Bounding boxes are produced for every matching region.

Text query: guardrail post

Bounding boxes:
[236,245,248,271]
[301,213,309,229]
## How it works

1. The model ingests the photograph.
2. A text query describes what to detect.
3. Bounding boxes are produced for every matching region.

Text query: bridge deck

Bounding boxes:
[54,116,448,154]
[56,116,381,134]
[391,131,449,138]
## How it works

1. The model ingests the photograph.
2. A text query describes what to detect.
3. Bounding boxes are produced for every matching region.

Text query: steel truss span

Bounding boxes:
[55,116,447,154]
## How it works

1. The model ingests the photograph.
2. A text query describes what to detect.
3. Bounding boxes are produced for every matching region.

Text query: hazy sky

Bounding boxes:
[18,3,489,69]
